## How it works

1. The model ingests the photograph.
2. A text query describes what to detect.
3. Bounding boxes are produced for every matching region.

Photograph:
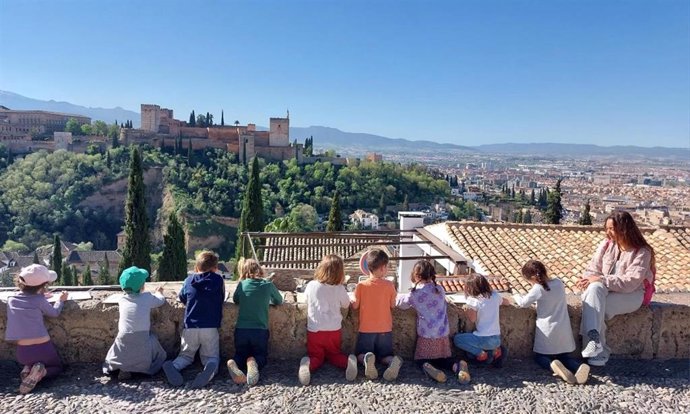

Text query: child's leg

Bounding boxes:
[533,353,554,370]
[233,328,252,371]
[172,329,201,371]
[16,342,62,379]
[197,328,220,370]
[250,328,270,370]
[322,330,348,370]
[355,333,376,364]
[453,333,484,358]
[375,332,395,365]
[307,331,328,372]
[558,354,584,374]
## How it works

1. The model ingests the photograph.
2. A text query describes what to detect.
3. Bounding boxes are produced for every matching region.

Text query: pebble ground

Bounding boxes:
[1,358,688,413]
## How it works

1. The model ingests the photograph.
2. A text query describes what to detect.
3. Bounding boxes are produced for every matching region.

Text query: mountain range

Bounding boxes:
[1,90,686,158]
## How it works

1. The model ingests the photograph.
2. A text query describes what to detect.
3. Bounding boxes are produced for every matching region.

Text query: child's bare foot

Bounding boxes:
[226,359,246,384]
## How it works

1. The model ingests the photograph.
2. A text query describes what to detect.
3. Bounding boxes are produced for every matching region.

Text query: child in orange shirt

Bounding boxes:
[351,248,402,381]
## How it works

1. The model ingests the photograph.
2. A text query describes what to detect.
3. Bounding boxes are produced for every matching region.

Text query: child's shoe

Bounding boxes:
[575,364,590,385]
[491,346,507,368]
[550,360,576,384]
[19,363,46,394]
[298,356,311,386]
[345,354,358,381]
[475,351,489,363]
[453,360,471,384]
[246,357,260,386]
[117,370,132,381]
[191,360,218,388]
[581,330,603,358]
[163,360,184,387]
[226,359,246,384]
[383,356,403,381]
[422,362,446,383]
[20,365,31,381]
[363,352,378,380]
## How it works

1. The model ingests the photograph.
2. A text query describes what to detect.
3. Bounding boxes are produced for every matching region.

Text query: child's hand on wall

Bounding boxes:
[59,291,69,302]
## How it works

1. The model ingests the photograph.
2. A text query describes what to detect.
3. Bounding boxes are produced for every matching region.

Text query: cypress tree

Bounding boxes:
[158,213,188,281]
[221,110,225,126]
[99,253,112,285]
[530,189,535,205]
[523,209,532,224]
[188,139,193,166]
[106,150,112,168]
[82,265,93,286]
[189,110,196,127]
[118,146,151,275]
[579,200,593,225]
[60,262,70,286]
[69,265,78,286]
[545,179,563,224]
[235,157,265,265]
[402,194,409,211]
[33,251,40,264]
[50,235,62,282]
[327,191,343,231]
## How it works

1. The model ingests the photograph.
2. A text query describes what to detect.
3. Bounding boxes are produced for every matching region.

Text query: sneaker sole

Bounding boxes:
[247,360,260,386]
[588,357,608,367]
[575,364,590,384]
[457,361,471,384]
[550,360,576,384]
[364,353,378,380]
[163,362,184,387]
[422,363,447,383]
[383,356,402,382]
[298,357,311,386]
[19,363,46,394]
[345,355,357,381]
[191,361,218,389]
[226,360,246,384]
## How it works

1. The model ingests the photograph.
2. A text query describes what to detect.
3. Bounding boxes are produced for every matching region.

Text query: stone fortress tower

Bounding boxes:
[269,111,289,147]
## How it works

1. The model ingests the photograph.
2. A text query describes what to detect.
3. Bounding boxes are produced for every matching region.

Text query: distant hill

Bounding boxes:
[474,143,689,159]
[290,125,475,152]
[0,90,140,127]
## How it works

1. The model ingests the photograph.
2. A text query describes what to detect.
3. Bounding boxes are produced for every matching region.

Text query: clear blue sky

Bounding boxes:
[1,0,688,147]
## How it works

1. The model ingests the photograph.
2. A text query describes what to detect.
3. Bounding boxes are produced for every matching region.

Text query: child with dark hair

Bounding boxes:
[226,258,283,386]
[352,248,403,381]
[103,266,167,381]
[298,254,357,385]
[397,260,470,384]
[5,265,68,394]
[163,251,224,388]
[514,260,589,384]
[453,274,508,367]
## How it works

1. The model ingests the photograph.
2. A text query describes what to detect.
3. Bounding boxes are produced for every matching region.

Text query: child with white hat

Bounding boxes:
[4,264,68,394]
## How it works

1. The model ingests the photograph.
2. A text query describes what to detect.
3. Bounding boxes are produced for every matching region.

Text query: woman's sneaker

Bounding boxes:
[363,352,378,380]
[345,354,358,381]
[422,362,447,383]
[246,358,260,386]
[19,363,46,394]
[298,357,311,386]
[454,360,471,384]
[226,359,246,384]
[581,330,603,358]
[575,364,590,384]
[383,356,403,381]
[550,360,576,384]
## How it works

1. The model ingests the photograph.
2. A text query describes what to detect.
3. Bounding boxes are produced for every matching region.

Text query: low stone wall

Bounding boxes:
[1,292,688,363]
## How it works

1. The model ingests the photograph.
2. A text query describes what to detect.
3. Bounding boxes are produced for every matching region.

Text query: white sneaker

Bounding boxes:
[363,352,378,380]
[383,356,403,382]
[575,364,590,384]
[345,354,357,381]
[581,340,603,358]
[298,356,311,386]
[588,355,608,367]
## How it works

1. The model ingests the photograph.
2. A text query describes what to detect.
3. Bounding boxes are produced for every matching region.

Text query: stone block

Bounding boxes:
[652,304,690,359]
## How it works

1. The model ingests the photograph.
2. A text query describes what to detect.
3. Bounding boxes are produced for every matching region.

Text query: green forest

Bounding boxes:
[0,143,450,259]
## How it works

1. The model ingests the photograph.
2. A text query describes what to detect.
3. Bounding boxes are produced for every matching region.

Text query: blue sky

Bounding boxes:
[1,0,688,147]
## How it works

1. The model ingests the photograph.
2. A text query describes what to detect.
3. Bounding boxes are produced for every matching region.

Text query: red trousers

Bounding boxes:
[307,330,348,372]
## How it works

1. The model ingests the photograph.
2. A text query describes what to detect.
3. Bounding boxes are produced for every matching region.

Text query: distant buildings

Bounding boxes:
[0,106,90,143]
[349,209,379,229]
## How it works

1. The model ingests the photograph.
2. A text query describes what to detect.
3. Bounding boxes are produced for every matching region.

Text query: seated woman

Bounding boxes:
[576,210,655,367]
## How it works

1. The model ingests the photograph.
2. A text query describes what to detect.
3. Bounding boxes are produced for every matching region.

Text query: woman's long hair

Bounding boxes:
[607,210,656,268]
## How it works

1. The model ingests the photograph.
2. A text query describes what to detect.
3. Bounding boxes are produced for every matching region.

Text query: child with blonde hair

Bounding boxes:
[226,258,283,385]
[514,260,589,384]
[352,248,403,381]
[298,255,357,385]
[5,264,68,394]
[163,251,224,388]
[453,274,509,367]
[397,260,470,384]
[103,266,167,381]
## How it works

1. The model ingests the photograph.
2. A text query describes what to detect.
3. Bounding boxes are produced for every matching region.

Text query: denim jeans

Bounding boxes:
[453,333,501,357]
[534,353,583,373]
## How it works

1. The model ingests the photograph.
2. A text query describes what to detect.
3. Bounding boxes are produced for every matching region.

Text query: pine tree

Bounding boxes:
[402,194,409,211]
[33,251,40,264]
[99,253,112,285]
[221,110,225,126]
[50,235,62,282]
[82,265,93,286]
[158,213,188,281]
[189,110,196,127]
[579,200,593,225]
[545,179,563,224]
[326,191,343,231]
[119,147,151,275]
[235,157,264,264]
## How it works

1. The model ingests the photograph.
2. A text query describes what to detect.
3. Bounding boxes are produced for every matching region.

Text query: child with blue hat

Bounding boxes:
[102,266,168,380]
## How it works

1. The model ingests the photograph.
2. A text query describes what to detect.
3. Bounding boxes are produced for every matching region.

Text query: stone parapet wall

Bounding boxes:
[1,293,687,363]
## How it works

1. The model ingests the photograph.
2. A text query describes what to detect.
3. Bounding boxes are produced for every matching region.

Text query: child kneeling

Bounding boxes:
[103,267,167,380]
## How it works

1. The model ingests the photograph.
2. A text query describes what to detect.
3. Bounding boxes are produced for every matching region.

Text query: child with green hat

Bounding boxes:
[102,266,168,380]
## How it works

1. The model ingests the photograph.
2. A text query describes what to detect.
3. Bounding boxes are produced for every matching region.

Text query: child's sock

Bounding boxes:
[191,360,218,389]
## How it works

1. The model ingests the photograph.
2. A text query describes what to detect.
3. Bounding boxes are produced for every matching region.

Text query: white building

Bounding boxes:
[349,209,379,229]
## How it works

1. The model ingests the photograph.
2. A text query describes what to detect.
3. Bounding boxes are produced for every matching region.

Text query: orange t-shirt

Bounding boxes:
[353,277,396,333]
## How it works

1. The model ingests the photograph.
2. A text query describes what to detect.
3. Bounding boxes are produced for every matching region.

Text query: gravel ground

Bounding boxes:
[1,358,688,414]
